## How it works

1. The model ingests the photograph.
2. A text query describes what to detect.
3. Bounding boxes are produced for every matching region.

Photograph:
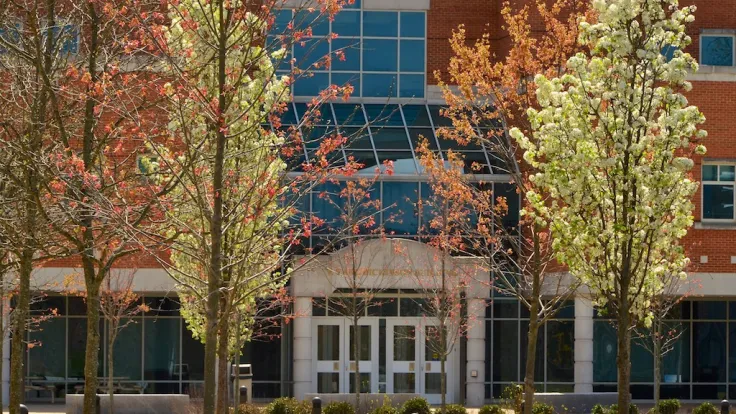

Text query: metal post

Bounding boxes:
[721,400,730,414]
[312,396,322,414]
[18,404,28,414]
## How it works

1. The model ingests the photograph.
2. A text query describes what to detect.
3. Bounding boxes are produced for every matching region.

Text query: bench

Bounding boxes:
[25,383,56,403]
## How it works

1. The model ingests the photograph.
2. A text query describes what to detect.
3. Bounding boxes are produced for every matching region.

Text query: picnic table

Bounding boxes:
[25,377,62,403]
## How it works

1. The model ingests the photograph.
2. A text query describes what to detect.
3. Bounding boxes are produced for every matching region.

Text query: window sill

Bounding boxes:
[689,66,736,82]
[694,222,736,230]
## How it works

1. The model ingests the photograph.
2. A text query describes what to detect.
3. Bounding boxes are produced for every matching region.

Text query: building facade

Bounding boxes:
[9,0,736,406]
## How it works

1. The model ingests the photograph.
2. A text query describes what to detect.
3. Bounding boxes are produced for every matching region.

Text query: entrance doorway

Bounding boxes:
[311,318,454,404]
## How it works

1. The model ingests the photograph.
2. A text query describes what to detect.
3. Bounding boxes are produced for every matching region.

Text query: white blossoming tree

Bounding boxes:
[511,0,706,412]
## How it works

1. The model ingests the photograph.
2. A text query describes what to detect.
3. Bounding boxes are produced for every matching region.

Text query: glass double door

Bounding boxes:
[312,318,449,403]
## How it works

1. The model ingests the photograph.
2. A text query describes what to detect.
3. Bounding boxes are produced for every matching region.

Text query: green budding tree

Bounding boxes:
[511,1,706,412]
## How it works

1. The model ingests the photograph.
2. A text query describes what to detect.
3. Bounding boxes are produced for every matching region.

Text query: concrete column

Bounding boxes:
[466,298,486,407]
[293,297,312,400]
[574,296,594,393]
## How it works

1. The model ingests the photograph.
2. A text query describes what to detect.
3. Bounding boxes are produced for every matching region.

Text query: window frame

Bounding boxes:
[701,163,736,222]
[700,33,736,67]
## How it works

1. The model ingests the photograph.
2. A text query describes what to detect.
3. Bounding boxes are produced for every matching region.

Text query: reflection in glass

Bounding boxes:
[393,326,416,361]
[112,319,143,380]
[350,326,371,361]
[393,373,415,393]
[318,325,340,361]
[693,322,726,382]
[318,372,340,393]
[493,320,518,381]
[29,318,66,378]
[425,326,442,362]
[349,373,371,393]
[425,373,442,394]
[144,318,180,380]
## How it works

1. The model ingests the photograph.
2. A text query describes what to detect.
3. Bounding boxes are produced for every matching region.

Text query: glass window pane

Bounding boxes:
[631,336,653,382]
[144,297,180,316]
[428,105,452,128]
[662,322,690,383]
[368,298,398,317]
[267,36,292,71]
[702,36,734,66]
[425,326,442,362]
[519,321,544,381]
[460,151,491,174]
[344,149,378,170]
[112,319,143,381]
[294,10,329,36]
[399,40,424,72]
[332,73,361,96]
[703,165,718,181]
[400,12,425,37]
[294,39,330,70]
[693,384,726,400]
[693,301,727,319]
[693,322,726,382]
[349,373,371,393]
[399,74,425,98]
[493,300,518,318]
[493,320,518,381]
[243,328,281,381]
[313,298,327,316]
[393,326,416,361]
[496,183,520,229]
[350,326,371,361]
[312,182,345,232]
[383,182,419,234]
[661,44,678,61]
[332,11,360,36]
[68,318,103,379]
[318,373,340,393]
[394,373,415,393]
[703,184,734,219]
[720,165,735,181]
[28,318,66,378]
[363,39,398,72]
[33,296,66,316]
[318,325,340,360]
[181,323,205,381]
[425,373,441,394]
[363,74,397,97]
[408,128,435,150]
[342,127,373,149]
[402,106,432,127]
[333,104,366,126]
[365,104,403,126]
[546,321,574,382]
[332,38,360,71]
[371,128,410,150]
[593,321,617,382]
[293,73,329,96]
[363,12,398,37]
[270,9,292,34]
[378,152,416,174]
[400,298,428,317]
[144,318,180,380]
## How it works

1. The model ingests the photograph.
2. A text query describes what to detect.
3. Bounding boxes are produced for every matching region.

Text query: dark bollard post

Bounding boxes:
[312,397,322,414]
[721,400,730,414]
[239,386,248,404]
[19,404,29,414]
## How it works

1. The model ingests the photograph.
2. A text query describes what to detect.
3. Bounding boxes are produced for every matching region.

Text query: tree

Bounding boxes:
[435,2,591,412]
[144,1,354,412]
[510,1,706,412]
[0,1,171,413]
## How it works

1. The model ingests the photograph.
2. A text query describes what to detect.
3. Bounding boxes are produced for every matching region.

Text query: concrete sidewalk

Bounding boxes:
[3,405,64,414]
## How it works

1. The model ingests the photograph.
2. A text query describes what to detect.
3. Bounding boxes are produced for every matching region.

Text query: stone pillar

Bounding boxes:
[574,296,594,393]
[466,298,486,407]
[293,297,313,400]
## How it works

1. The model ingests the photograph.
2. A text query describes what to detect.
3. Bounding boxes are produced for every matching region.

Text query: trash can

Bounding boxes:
[232,364,253,403]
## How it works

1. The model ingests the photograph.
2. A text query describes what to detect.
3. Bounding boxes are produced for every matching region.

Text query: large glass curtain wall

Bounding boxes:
[485,298,576,399]
[25,296,283,401]
[593,300,736,401]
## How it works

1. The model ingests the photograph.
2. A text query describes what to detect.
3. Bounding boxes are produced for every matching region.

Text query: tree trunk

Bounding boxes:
[523,309,540,414]
[9,254,32,414]
[108,339,115,414]
[203,287,220,413]
[83,281,102,414]
[653,321,661,406]
[0,279,4,410]
[617,312,631,414]
[440,324,447,413]
[216,316,231,414]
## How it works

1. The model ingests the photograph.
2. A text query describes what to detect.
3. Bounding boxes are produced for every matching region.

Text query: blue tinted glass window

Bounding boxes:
[363,39,397,72]
[365,105,403,126]
[312,182,345,231]
[399,74,425,98]
[661,44,678,61]
[332,73,360,96]
[399,40,424,72]
[267,36,292,71]
[332,11,361,36]
[363,74,397,97]
[342,127,373,150]
[333,104,366,125]
[703,184,734,219]
[378,152,416,174]
[693,322,727,382]
[701,36,734,66]
[293,73,329,96]
[295,10,329,36]
[383,182,418,234]
[400,12,425,37]
[496,182,520,228]
[272,9,292,34]
[402,105,432,126]
[371,128,410,150]
[363,12,398,37]
[720,165,735,181]
[593,321,617,382]
[703,165,718,181]
[294,39,330,70]
[332,38,360,71]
